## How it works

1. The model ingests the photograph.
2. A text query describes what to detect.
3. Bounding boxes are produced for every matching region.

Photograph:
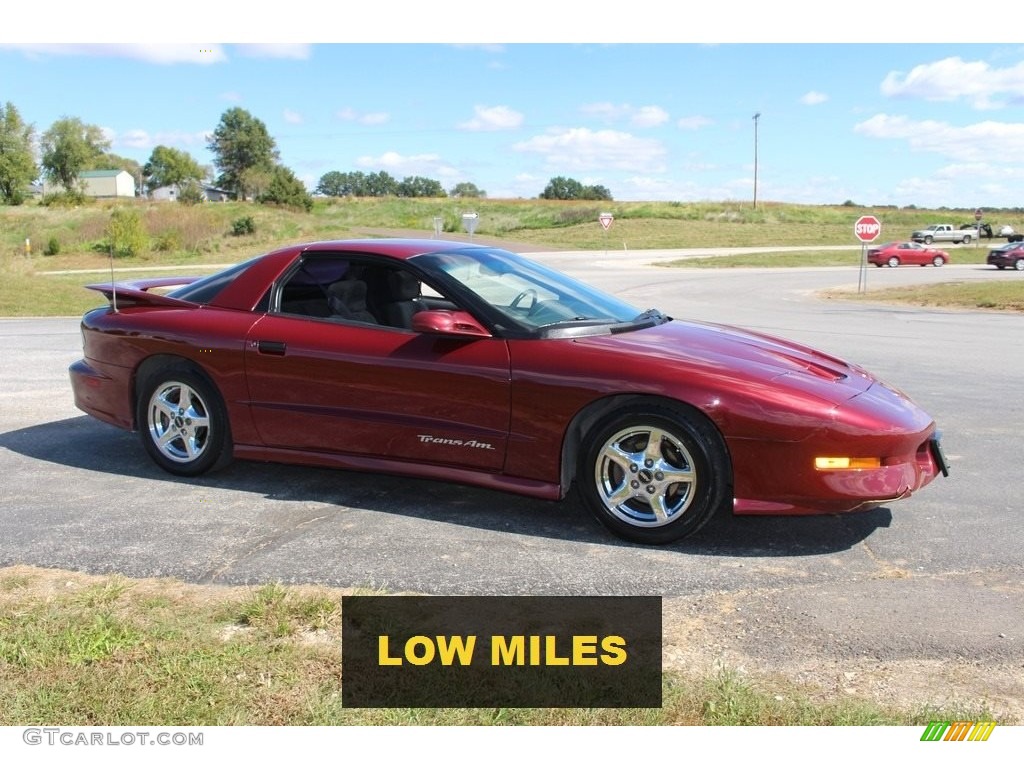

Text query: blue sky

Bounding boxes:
[3,6,1024,208]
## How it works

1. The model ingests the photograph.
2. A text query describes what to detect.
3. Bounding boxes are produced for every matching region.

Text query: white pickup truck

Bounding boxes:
[910,224,975,244]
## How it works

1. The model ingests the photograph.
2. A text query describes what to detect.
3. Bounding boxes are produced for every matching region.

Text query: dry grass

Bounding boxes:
[0,566,996,726]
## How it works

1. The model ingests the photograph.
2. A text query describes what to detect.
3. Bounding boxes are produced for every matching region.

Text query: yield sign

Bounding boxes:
[599,212,614,231]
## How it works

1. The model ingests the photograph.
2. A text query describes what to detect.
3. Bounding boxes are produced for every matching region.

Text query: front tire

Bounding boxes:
[136,365,231,476]
[577,405,730,544]
[1016,259,1024,271]
[932,255,945,267]
[887,256,900,268]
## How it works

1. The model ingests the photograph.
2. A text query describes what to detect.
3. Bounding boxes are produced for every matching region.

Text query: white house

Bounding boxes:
[43,169,136,198]
[150,182,233,202]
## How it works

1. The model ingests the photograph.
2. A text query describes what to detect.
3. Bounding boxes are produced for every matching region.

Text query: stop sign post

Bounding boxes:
[855,215,881,293]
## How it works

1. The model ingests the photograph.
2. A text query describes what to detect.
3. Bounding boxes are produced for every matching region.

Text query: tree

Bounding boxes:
[449,181,485,198]
[259,165,313,212]
[207,107,278,200]
[540,176,584,200]
[364,171,398,197]
[315,170,350,197]
[581,184,613,201]
[142,145,205,192]
[313,169,399,197]
[40,116,109,191]
[397,176,446,198]
[0,102,37,205]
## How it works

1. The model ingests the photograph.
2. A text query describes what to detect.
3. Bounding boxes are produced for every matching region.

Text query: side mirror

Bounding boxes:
[411,310,492,338]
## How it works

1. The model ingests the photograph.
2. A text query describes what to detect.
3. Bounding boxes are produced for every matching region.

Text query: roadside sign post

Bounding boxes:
[432,216,443,238]
[854,215,881,293]
[975,208,983,247]
[599,212,614,255]
[462,212,479,240]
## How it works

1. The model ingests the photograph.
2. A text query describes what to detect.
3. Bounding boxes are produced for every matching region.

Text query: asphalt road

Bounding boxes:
[2,251,1022,714]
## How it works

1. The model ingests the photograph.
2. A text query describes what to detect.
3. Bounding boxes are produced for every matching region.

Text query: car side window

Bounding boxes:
[275,254,457,330]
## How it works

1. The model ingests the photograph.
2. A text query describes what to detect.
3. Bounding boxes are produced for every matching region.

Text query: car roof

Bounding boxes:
[209,238,485,311]
[296,238,481,260]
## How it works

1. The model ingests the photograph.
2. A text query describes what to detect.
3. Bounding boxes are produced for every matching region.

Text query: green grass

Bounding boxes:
[829,279,1024,312]
[0,567,998,726]
[1,198,1021,316]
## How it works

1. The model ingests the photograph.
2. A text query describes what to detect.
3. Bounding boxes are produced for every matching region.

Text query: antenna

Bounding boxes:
[109,244,118,313]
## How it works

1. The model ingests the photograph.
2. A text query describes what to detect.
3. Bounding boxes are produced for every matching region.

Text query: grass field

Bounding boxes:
[0,566,992,726]
[1,197,1021,315]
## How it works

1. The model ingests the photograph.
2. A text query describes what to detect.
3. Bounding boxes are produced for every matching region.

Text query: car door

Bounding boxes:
[242,254,512,472]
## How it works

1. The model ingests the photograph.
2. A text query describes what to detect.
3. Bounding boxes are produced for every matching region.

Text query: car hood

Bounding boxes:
[576,318,876,401]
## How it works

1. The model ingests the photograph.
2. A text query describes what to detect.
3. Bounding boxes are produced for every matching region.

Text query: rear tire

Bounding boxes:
[576,404,730,544]
[887,256,900,268]
[136,365,232,476]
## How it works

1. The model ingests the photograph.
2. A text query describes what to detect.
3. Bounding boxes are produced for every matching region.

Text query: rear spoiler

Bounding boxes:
[86,276,201,309]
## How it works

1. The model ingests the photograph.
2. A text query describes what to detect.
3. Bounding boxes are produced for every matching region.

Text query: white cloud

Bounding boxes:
[283,109,303,125]
[677,115,713,130]
[458,105,524,132]
[800,91,828,105]
[355,151,461,183]
[581,102,669,127]
[221,91,243,103]
[0,43,227,64]
[337,108,391,125]
[631,106,670,128]
[105,128,210,150]
[881,56,1024,109]
[513,128,667,173]
[854,113,1024,163]
[233,44,312,60]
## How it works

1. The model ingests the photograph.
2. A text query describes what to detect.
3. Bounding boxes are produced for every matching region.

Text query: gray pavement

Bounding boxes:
[2,251,1022,714]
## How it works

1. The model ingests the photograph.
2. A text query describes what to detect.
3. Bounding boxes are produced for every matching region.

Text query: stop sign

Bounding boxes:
[854,215,881,243]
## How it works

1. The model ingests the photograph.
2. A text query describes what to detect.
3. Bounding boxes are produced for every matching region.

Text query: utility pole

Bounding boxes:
[752,112,761,210]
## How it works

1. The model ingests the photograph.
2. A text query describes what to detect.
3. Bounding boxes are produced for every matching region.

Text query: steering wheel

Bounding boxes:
[510,288,538,311]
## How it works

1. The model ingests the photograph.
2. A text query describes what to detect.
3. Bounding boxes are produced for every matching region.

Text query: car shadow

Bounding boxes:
[0,416,892,558]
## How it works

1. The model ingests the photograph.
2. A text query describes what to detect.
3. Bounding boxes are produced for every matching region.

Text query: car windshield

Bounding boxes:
[412,247,650,335]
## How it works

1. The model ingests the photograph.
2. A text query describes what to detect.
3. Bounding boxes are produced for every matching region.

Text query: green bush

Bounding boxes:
[43,237,61,256]
[259,166,314,212]
[176,180,205,206]
[231,216,256,236]
[152,231,182,252]
[105,208,148,257]
[40,190,87,207]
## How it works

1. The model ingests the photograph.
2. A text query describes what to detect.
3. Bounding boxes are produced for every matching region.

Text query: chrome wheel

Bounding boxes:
[147,381,211,463]
[578,405,730,544]
[1016,259,1024,271]
[932,255,945,267]
[137,365,231,476]
[595,425,697,527]
[888,256,900,267]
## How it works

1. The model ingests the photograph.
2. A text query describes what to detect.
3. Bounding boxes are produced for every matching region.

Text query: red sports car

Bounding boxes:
[70,240,947,544]
[867,241,950,268]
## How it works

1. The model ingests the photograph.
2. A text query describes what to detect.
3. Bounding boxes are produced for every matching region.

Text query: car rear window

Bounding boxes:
[166,259,258,304]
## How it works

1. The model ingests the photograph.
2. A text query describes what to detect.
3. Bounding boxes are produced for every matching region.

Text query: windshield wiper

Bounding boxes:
[632,308,664,322]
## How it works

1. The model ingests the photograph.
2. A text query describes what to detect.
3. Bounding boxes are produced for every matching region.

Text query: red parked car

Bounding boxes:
[867,241,950,268]
[69,240,946,544]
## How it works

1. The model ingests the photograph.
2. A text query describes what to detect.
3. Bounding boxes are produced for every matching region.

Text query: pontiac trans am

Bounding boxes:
[70,239,947,544]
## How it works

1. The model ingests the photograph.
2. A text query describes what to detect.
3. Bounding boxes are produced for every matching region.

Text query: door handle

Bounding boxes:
[256,340,287,355]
